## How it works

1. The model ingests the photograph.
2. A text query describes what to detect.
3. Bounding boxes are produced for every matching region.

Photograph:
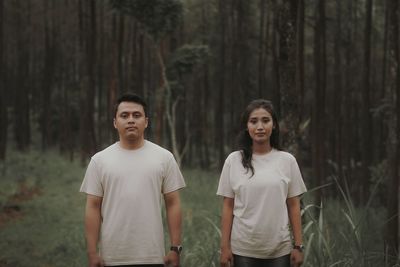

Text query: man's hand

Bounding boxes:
[220,247,233,267]
[290,249,304,267]
[88,252,104,267]
[164,250,180,267]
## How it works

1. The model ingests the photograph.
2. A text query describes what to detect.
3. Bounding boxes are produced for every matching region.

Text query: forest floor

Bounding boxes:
[0,181,41,228]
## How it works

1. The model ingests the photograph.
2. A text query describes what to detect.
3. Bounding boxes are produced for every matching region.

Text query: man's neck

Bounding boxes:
[119,138,145,150]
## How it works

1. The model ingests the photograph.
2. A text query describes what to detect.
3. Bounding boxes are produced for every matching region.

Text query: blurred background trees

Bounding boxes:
[0,0,399,259]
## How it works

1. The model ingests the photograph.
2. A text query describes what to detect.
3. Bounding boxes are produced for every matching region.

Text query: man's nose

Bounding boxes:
[127,115,135,122]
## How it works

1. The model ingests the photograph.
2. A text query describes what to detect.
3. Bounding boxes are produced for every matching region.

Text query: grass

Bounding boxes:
[0,150,86,267]
[0,150,397,267]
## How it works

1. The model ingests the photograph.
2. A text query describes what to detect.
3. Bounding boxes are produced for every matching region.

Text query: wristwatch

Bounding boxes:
[170,245,183,255]
[293,244,305,252]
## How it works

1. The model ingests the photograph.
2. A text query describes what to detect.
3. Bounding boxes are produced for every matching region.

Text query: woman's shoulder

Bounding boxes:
[225,150,242,162]
[273,149,297,162]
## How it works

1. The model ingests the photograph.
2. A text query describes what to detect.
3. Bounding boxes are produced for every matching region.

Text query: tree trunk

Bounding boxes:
[118,15,125,94]
[385,0,400,259]
[258,0,266,97]
[79,0,97,162]
[333,0,343,175]
[41,0,56,151]
[271,0,281,116]
[312,0,327,202]
[14,1,31,151]
[278,0,298,153]
[0,0,6,160]
[360,0,373,202]
[296,0,305,122]
[154,41,167,145]
[215,0,226,168]
[97,2,105,147]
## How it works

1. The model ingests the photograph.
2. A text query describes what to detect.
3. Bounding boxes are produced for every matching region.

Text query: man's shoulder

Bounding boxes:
[144,140,174,159]
[91,143,118,160]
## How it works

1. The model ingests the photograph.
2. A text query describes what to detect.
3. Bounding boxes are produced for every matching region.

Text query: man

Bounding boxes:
[80,93,185,267]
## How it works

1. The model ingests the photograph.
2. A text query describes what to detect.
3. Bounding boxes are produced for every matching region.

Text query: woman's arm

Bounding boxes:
[220,197,234,267]
[287,196,304,267]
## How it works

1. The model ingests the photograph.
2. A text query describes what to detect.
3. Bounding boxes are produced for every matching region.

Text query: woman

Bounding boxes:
[217,99,307,267]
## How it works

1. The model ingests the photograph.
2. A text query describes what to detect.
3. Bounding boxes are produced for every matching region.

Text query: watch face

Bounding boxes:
[171,245,183,254]
[294,245,304,252]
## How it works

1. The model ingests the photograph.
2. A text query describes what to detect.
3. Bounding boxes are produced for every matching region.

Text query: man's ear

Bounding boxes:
[145,117,149,129]
[113,118,117,129]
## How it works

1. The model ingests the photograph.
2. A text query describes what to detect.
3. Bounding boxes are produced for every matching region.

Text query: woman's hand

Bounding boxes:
[290,248,304,267]
[164,250,180,267]
[88,252,104,267]
[220,247,233,267]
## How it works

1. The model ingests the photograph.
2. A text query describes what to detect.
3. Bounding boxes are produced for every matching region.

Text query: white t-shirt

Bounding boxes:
[80,140,186,266]
[217,149,306,259]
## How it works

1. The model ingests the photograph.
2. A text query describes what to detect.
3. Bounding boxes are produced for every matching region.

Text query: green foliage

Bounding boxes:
[176,169,221,267]
[0,151,397,266]
[302,176,396,267]
[167,44,209,80]
[0,150,86,267]
[110,0,183,42]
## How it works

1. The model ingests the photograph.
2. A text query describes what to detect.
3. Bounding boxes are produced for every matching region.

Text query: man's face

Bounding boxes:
[113,101,148,142]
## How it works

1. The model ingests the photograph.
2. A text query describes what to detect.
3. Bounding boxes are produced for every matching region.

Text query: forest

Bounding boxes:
[0,0,399,266]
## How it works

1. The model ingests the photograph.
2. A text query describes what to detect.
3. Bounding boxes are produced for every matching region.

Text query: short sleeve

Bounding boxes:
[162,155,186,194]
[216,157,234,198]
[287,157,307,198]
[79,158,104,197]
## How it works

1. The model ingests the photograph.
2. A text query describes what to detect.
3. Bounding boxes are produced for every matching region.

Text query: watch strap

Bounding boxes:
[170,245,183,255]
[293,244,304,252]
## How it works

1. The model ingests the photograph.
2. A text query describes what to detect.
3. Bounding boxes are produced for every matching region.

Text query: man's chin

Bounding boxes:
[125,134,139,140]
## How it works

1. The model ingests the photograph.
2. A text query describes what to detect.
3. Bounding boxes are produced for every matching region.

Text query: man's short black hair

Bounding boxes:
[114,93,148,118]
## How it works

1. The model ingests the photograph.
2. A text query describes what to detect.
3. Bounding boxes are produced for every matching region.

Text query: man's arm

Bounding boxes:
[85,194,104,267]
[164,190,182,267]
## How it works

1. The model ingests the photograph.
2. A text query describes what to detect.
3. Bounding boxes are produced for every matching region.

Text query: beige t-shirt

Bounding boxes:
[217,149,306,259]
[80,140,186,266]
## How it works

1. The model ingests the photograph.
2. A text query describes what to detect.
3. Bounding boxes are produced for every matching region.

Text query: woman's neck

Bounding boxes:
[252,142,272,155]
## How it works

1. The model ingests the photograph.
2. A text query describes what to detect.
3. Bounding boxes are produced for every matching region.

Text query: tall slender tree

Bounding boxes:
[278,0,299,153]
[0,0,6,160]
[79,0,98,161]
[361,0,373,202]
[14,1,31,151]
[312,0,327,201]
[385,0,400,259]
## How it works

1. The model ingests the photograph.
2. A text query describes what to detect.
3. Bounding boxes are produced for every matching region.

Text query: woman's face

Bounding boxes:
[247,107,274,146]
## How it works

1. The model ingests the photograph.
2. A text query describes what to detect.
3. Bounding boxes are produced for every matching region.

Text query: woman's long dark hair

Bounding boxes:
[236,99,281,176]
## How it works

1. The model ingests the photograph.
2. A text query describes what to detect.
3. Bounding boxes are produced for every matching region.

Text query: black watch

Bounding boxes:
[293,244,304,252]
[170,245,183,255]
